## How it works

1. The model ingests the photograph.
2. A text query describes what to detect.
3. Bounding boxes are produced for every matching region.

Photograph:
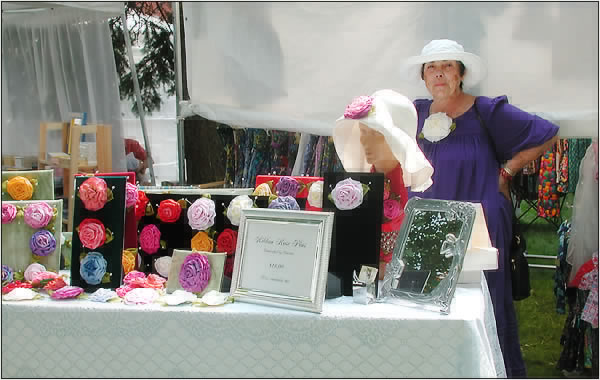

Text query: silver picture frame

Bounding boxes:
[379,197,476,314]
[230,208,334,313]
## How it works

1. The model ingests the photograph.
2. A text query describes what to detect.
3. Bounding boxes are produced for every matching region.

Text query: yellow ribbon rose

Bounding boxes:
[191,231,214,252]
[122,249,137,274]
[6,176,34,200]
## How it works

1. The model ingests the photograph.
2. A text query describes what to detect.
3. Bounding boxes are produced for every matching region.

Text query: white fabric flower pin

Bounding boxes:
[420,112,456,143]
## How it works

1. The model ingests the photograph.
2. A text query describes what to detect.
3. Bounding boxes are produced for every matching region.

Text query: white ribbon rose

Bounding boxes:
[226,195,254,226]
[307,180,324,208]
[421,112,455,143]
[154,256,172,278]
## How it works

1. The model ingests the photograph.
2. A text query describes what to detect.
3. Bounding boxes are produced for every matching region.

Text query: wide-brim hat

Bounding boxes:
[402,39,485,89]
[333,89,433,192]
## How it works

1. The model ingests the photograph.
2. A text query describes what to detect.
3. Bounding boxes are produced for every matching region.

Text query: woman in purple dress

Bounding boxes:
[403,39,559,377]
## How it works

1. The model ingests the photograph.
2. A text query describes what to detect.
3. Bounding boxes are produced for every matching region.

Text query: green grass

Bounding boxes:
[513,193,576,378]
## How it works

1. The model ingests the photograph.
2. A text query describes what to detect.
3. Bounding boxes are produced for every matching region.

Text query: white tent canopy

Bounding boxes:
[1,1,127,171]
[181,2,598,139]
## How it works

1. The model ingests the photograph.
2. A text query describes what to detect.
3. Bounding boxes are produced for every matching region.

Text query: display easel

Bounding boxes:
[38,122,112,232]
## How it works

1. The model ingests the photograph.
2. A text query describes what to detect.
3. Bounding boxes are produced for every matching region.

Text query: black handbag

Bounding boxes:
[509,219,531,300]
[473,99,531,301]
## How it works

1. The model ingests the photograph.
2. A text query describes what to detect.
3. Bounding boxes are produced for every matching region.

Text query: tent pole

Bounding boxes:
[121,11,156,186]
[174,1,186,185]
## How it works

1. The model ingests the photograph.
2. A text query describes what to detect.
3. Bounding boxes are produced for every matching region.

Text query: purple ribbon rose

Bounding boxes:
[275,176,301,197]
[179,253,211,293]
[330,178,365,210]
[30,230,57,256]
[268,196,300,210]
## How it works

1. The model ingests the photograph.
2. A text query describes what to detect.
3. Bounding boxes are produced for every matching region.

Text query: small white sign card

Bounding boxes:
[230,208,334,313]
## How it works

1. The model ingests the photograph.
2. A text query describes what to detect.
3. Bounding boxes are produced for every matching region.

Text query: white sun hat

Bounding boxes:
[402,39,486,89]
[332,89,433,192]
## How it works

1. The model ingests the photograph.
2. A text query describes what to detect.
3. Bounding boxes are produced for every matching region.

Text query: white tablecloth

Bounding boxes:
[1,273,505,378]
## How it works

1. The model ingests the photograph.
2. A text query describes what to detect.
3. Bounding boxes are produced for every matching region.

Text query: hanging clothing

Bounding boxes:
[557,139,569,193]
[578,253,598,329]
[537,146,560,218]
[555,221,572,314]
[566,142,599,283]
[567,138,592,191]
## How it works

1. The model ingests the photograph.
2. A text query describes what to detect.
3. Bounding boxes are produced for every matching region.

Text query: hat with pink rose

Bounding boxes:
[332,89,433,192]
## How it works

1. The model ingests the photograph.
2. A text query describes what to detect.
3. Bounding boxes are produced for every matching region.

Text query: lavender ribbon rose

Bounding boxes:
[24,202,54,229]
[330,178,365,210]
[2,265,14,283]
[1,203,17,224]
[268,196,300,210]
[275,176,301,197]
[179,253,211,293]
[30,230,57,256]
[80,252,108,285]
[187,197,216,231]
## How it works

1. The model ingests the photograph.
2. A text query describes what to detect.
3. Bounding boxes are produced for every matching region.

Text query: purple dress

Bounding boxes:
[409,95,559,377]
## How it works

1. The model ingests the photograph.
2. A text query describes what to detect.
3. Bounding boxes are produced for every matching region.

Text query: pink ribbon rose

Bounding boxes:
[77,218,107,250]
[24,202,54,229]
[343,95,374,119]
[24,263,46,282]
[2,203,17,224]
[383,199,402,220]
[125,182,138,209]
[331,178,365,210]
[187,197,216,231]
[78,177,109,211]
[139,224,161,254]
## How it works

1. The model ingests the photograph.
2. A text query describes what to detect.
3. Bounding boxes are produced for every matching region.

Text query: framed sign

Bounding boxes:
[230,209,334,313]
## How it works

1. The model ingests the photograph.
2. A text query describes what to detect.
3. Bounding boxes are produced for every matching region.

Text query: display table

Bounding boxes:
[1,273,505,378]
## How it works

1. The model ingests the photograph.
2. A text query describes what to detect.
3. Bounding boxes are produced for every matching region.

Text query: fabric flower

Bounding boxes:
[383,199,402,220]
[123,270,146,286]
[179,253,211,293]
[125,182,138,209]
[128,276,148,288]
[252,182,273,196]
[216,228,238,256]
[43,277,67,291]
[24,202,54,229]
[116,284,135,298]
[343,95,374,119]
[30,230,57,256]
[24,263,46,282]
[78,177,109,211]
[122,249,137,275]
[31,271,59,286]
[191,231,214,252]
[307,180,324,208]
[80,252,108,285]
[123,288,159,305]
[157,199,182,223]
[2,265,14,283]
[331,178,365,210]
[89,288,118,302]
[200,290,229,306]
[2,280,33,294]
[275,176,301,197]
[3,288,40,301]
[160,290,197,306]
[77,218,107,250]
[421,112,455,143]
[145,273,167,289]
[154,256,172,278]
[139,224,161,254]
[226,195,254,226]
[51,286,84,299]
[2,203,17,224]
[187,198,216,230]
[135,190,149,221]
[6,176,34,200]
[268,196,300,210]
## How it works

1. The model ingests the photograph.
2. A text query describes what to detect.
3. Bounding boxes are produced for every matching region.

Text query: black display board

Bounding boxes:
[71,176,127,290]
[322,172,384,296]
[138,193,269,275]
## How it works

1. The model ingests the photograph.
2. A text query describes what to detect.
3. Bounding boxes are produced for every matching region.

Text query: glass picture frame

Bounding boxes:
[379,197,476,314]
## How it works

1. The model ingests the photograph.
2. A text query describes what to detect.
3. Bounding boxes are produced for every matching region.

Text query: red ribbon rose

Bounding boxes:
[157,199,182,223]
[217,228,238,256]
[77,218,107,250]
[135,191,149,221]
